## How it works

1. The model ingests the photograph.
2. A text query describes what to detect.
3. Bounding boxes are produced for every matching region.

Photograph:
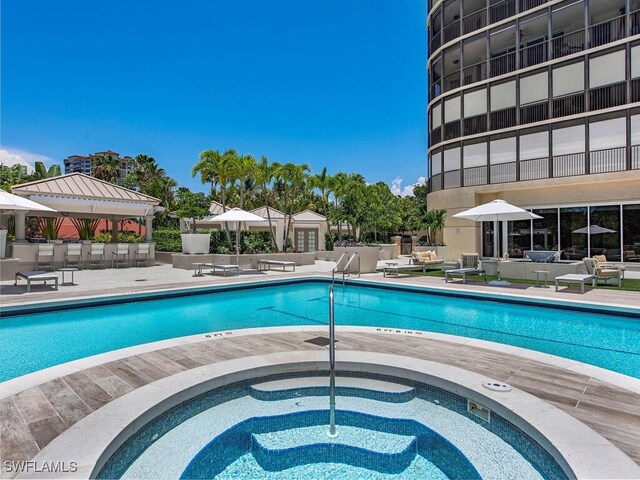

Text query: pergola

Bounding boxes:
[10,173,163,242]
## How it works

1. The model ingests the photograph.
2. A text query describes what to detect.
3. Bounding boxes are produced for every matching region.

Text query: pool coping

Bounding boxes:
[2,325,638,401]
[22,350,640,480]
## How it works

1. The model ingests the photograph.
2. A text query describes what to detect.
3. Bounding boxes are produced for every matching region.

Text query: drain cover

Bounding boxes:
[304,336,335,347]
[482,380,512,392]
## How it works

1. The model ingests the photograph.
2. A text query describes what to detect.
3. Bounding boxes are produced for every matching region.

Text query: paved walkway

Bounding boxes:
[1,329,639,478]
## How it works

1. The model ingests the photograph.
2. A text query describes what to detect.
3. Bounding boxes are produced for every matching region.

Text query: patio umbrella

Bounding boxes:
[0,189,57,212]
[572,225,616,235]
[454,200,542,285]
[208,208,267,264]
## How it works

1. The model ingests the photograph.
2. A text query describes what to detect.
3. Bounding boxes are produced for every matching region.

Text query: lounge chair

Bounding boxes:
[583,257,622,287]
[14,271,59,292]
[134,243,151,267]
[112,243,130,268]
[592,255,625,278]
[210,264,239,276]
[64,243,83,269]
[35,244,55,271]
[445,268,486,283]
[87,243,106,269]
[257,259,296,272]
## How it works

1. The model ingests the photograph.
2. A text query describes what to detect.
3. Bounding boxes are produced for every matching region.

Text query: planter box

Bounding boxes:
[181,233,211,254]
[334,246,379,273]
[378,244,398,261]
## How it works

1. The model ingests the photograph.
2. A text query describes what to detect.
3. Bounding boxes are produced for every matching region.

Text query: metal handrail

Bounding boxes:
[331,252,350,284]
[342,252,360,285]
[327,285,337,437]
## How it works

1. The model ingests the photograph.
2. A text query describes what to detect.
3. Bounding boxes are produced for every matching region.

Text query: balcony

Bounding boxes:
[444,170,461,188]
[519,157,549,181]
[490,51,516,77]
[553,152,586,177]
[589,15,626,49]
[552,93,585,118]
[463,165,488,186]
[490,0,515,23]
[490,107,516,130]
[589,82,626,111]
[490,162,517,183]
[589,147,626,174]
[463,10,486,35]
[520,100,548,124]
[551,30,585,60]
[520,41,547,68]
[463,114,487,135]
[443,22,461,43]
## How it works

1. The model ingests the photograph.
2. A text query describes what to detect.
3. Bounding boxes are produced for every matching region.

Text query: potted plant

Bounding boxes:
[175,189,211,254]
[71,218,100,243]
[38,217,64,243]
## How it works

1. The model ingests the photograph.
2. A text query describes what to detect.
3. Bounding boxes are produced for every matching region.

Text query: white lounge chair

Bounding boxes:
[257,259,296,272]
[14,271,59,292]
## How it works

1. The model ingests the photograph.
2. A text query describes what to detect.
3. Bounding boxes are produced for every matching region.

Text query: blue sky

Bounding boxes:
[1,0,427,195]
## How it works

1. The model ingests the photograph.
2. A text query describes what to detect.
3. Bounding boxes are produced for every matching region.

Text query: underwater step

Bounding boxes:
[251,428,418,475]
[250,376,416,403]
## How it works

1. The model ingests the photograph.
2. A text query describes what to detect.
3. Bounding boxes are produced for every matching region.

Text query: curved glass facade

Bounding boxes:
[427,0,640,192]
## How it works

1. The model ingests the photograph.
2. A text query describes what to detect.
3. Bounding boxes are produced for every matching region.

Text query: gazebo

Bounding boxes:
[4,173,163,272]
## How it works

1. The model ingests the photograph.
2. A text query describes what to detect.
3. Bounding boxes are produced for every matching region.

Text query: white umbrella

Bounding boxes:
[208,208,267,264]
[0,190,57,213]
[454,200,542,285]
[572,225,616,235]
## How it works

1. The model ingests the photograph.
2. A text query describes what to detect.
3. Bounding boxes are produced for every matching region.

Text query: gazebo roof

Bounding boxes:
[12,173,162,218]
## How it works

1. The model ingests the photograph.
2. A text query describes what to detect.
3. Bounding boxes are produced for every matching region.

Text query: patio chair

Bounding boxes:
[460,252,480,269]
[112,243,130,268]
[64,243,83,269]
[134,243,151,267]
[35,244,55,271]
[87,243,106,269]
[583,257,622,288]
[592,254,626,278]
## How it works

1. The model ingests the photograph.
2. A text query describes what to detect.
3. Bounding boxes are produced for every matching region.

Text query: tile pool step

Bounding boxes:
[250,426,418,475]
[250,377,416,403]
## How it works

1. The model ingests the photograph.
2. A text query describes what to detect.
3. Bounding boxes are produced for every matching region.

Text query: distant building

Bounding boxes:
[63,151,135,182]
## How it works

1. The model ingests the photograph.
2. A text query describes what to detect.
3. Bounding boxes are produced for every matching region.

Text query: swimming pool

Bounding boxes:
[1,280,639,381]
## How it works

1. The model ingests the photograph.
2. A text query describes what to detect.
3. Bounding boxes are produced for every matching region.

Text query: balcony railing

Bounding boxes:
[463,10,486,35]
[463,165,487,186]
[431,146,638,191]
[552,30,585,60]
[490,162,517,183]
[430,31,441,55]
[519,157,549,180]
[519,0,546,12]
[444,121,461,140]
[463,62,487,85]
[589,147,626,174]
[490,0,515,23]
[520,100,548,124]
[443,72,461,93]
[631,78,640,103]
[590,82,626,111]
[443,22,461,43]
[430,126,442,145]
[553,152,585,177]
[490,107,516,130]
[520,42,547,68]
[589,15,626,49]
[463,114,487,135]
[552,93,585,118]
[490,51,516,77]
[444,170,461,188]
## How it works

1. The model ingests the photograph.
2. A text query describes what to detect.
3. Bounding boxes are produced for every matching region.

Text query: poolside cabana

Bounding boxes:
[6,173,163,271]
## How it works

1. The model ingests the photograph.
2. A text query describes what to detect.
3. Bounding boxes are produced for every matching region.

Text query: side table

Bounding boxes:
[533,270,550,288]
[59,267,79,286]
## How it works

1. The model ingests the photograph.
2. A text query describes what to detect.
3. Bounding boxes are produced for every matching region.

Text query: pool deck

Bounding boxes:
[2,262,640,478]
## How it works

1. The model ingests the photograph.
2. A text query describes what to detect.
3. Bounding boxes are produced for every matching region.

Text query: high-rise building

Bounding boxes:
[427,0,640,262]
[63,151,135,183]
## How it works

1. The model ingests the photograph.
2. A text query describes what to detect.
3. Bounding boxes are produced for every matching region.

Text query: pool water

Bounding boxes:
[98,372,568,480]
[1,281,639,381]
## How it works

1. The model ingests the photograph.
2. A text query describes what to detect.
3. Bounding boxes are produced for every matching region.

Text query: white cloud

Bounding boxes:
[390,176,427,197]
[0,148,55,174]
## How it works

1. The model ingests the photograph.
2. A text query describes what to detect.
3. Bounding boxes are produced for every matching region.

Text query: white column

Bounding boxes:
[145,216,153,242]
[15,212,26,242]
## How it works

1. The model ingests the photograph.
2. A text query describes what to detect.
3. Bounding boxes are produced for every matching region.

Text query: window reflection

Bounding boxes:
[560,207,588,260]
[532,208,558,252]
[589,205,621,260]
[507,220,531,258]
[623,204,640,262]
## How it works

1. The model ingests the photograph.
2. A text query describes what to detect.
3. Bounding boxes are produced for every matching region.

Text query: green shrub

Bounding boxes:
[153,228,182,252]
[324,232,334,251]
[95,232,144,244]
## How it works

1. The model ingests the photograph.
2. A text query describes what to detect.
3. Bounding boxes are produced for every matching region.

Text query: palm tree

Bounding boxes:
[92,154,122,183]
[33,161,61,180]
[232,153,257,209]
[312,167,333,235]
[256,156,279,250]
[274,162,310,250]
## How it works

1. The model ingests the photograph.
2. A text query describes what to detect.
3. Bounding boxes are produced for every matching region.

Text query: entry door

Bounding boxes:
[295,229,318,252]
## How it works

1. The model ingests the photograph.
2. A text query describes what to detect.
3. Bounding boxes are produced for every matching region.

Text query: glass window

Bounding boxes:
[532,208,558,252]
[520,72,548,104]
[589,117,626,150]
[490,137,516,164]
[464,88,487,117]
[632,45,640,78]
[463,142,487,167]
[589,50,626,88]
[431,152,442,175]
[631,115,640,145]
[623,204,640,262]
[490,81,516,110]
[432,103,442,128]
[520,131,549,160]
[445,96,461,122]
[590,205,621,260]
[552,124,585,155]
[482,221,496,257]
[443,147,461,171]
[553,62,584,96]
[507,220,532,258]
[560,207,588,260]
